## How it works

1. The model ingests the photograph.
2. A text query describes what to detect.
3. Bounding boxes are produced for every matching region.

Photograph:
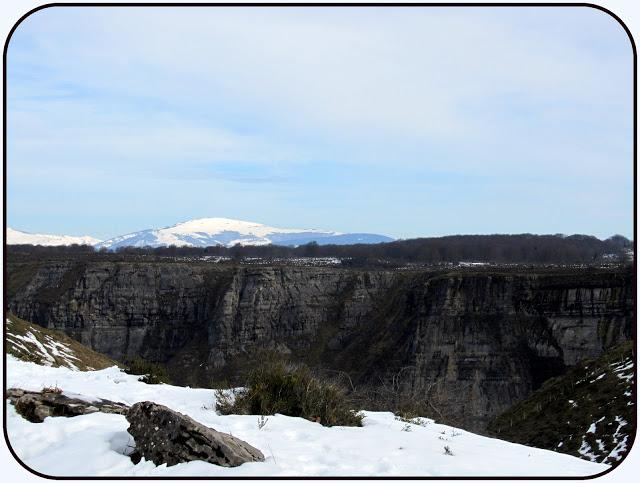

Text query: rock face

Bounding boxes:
[7,259,634,431]
[7,388,128,423]
[126,401,264,467]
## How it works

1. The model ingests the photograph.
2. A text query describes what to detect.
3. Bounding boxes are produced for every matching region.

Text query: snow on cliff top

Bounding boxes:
[7,227,101,246]
[5,357,608,478]
[6,315,118,371]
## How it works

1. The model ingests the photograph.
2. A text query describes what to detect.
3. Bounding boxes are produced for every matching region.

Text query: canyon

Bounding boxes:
[6,257,634,432]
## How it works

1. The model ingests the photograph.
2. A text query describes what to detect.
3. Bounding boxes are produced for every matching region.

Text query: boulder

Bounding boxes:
[7,387,128,423]
[126,401,264,467]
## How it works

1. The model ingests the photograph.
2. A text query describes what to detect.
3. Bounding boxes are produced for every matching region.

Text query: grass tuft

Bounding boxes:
[215,356,363,427]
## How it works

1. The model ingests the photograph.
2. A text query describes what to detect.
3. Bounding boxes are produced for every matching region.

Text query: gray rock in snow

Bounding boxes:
[7,387,129,423]
[126,401,264,467]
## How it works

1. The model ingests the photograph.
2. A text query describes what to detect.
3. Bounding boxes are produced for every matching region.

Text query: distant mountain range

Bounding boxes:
[6,227,102,247]
[8,218,394,249]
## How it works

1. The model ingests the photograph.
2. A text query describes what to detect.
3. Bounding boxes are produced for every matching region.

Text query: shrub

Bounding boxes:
[215,358,363,427]
[124,357,171,385]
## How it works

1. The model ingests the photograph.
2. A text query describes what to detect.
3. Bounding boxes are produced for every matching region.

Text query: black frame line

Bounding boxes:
[2,1,637,481]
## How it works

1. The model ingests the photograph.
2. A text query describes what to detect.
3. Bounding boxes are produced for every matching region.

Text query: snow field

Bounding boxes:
[5,356,610,477]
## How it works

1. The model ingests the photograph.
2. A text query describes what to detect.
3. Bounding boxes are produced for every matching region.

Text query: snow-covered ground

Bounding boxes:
[5,356,609,478]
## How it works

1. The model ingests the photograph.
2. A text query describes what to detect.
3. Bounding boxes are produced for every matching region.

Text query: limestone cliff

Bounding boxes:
[7,260,633,431]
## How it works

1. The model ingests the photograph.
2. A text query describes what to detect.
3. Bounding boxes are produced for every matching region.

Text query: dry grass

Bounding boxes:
[215,356,363,427]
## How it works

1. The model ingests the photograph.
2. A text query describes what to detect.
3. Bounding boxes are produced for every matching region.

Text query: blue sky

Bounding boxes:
[6,6,634,240]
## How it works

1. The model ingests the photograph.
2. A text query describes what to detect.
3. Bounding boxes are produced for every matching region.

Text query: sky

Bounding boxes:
[6,6,634,241]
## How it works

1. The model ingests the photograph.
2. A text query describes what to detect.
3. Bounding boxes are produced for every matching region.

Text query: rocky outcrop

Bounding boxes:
[7,388,128,422]
[126,401,264,467]
[7,260,634,431]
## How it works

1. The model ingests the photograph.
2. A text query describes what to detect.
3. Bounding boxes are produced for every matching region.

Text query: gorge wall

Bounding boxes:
[6,259,634,431]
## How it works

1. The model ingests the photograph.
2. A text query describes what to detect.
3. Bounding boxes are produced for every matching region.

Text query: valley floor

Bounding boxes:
[4,356,611,478]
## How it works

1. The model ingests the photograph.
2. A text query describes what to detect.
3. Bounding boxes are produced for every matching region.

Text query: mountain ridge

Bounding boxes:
[7,218,393,249]
[6,227,102,247]
[7,219,632,251]
[95,217,394,249]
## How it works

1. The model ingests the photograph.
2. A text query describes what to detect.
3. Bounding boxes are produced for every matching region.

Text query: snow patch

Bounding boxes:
[7,321,83,370]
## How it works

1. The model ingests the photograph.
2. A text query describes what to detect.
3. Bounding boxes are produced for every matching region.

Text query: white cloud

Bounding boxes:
[9,7,632,155]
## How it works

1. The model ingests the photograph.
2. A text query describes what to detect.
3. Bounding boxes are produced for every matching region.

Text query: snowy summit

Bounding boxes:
[96,217,393,250]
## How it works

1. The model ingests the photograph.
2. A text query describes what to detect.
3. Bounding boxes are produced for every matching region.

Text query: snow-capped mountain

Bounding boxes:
[96,217,393,249]
[7,227,101,247]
